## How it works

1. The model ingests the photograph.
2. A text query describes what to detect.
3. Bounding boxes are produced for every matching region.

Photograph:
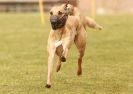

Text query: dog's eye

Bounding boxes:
[58,11,63,15]
[50,12,53,15]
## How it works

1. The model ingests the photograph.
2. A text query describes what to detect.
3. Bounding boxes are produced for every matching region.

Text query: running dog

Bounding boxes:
[46,3,102,88]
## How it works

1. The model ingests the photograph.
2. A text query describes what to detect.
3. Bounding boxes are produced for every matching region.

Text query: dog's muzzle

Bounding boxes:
[50,14,68,30]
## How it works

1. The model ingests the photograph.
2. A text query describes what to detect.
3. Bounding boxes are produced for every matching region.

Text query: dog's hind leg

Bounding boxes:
[56,44,66,62]
[74,29,86,76]
[56,57,62,72]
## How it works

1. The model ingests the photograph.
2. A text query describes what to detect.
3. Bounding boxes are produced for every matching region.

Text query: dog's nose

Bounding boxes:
[50,15,58,23]
[50,15,59,30]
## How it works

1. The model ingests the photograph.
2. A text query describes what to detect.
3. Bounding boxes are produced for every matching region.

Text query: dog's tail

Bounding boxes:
[83,17,103,30]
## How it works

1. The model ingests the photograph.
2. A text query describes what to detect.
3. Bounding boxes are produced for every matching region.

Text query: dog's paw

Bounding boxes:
[77,70,82,76]
[45,84,51,88]
[60,56,66,62]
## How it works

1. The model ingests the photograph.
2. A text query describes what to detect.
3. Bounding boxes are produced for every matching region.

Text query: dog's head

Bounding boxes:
[50,4,69,30]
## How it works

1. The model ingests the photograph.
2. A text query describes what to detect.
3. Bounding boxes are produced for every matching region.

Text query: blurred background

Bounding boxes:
[0,0,133,94]
[0,0,133,15]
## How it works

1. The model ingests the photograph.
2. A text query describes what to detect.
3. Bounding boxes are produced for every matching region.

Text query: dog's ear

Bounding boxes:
[64,0,69,10]
[66,4,74,15]
[63,2,70,15]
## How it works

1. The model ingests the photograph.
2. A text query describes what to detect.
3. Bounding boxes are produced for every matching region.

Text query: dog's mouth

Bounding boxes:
[50,14,68,30]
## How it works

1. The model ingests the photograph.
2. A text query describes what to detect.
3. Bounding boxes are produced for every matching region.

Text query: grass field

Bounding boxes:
[0,13,133,94]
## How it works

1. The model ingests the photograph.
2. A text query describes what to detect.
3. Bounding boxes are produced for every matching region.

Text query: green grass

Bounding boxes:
[0,13,133,94]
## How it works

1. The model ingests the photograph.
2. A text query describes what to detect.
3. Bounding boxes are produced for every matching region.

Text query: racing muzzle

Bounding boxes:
[50,14,68,30]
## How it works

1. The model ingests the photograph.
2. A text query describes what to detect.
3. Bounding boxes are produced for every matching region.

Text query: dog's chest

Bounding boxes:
[54,31,75,48]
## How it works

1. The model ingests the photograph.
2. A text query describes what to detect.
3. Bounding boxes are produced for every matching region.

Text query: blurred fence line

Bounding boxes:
[0,0,133,15]
[0,0,61,12]
[0,0,77,12]
[79,0,133,15]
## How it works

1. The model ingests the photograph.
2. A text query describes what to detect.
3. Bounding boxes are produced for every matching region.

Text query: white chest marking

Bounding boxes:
[55,40,63,48]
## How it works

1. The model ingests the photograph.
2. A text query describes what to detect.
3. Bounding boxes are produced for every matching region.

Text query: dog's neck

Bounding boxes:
[52,27,66,41]
[73,7,80,16]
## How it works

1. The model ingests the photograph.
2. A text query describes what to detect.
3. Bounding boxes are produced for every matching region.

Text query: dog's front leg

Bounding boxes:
[46,44,56,88]
[61,41,71,62]
[60,48,69,62]
[63,47,69,58]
